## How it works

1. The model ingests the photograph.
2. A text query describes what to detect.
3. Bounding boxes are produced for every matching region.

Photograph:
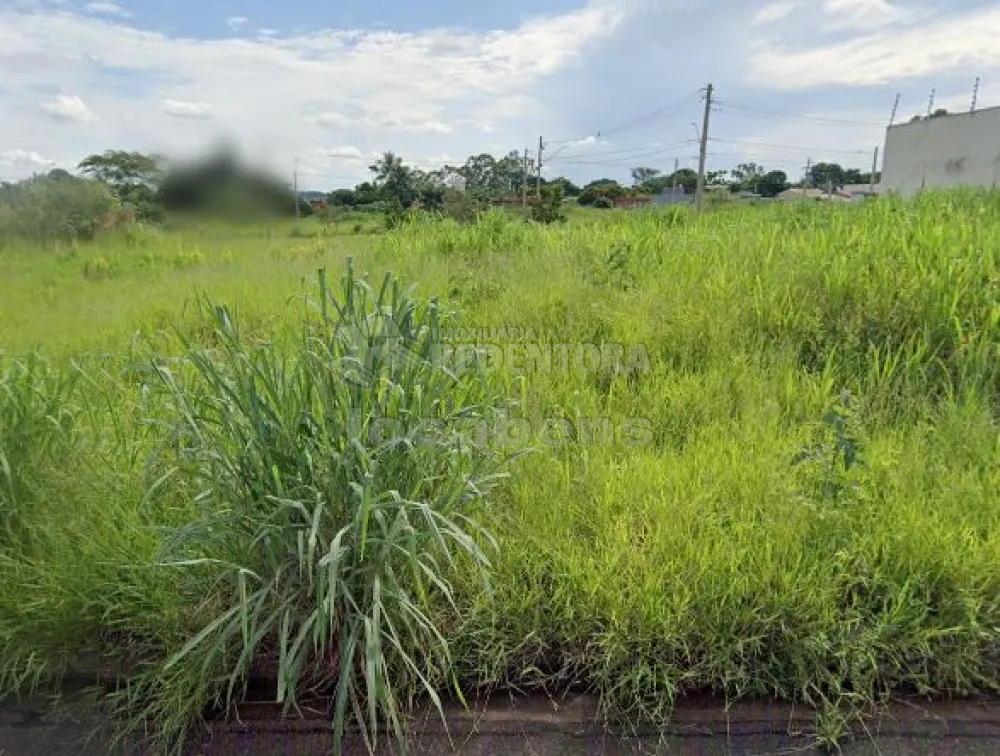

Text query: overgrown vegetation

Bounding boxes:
[1,190,999,753]
[0,172,118,243]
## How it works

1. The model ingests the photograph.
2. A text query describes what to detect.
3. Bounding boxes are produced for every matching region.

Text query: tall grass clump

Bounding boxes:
[0,354,80,541]
[105,259,509,754]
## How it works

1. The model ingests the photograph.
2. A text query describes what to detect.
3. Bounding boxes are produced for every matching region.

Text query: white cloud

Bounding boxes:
[753,0,798,25]
[84,2,131,17]
[163,99,213,120]
[748,5,1000,88]
[227,16,249,31]
[0,149,57,172]
[821,0,913,30]
[313,110,453,133]
[0,0,626,184]
[41,94,98,122]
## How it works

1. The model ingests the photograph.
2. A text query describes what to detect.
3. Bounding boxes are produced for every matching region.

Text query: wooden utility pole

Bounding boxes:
[971,77,981,112]
[523,148,529,207]
[870,146,879,195]
[536,136,544,199]
[694,83,713,211]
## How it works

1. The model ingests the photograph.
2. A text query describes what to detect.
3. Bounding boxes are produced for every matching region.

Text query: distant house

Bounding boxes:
[777,187,851,202]
[838,184,881,201]
[650,186,691,206]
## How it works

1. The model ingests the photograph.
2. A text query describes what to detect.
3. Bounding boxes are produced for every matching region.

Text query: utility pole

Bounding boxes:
[888,93,900,127]
[522,148,529,208]
[927,88,936,117]
[870,146,879,196]
[536,136,544,200]
[694,82,713,212]
[971,76,981,113]
[804,157,812,189]
[670,157,679,195]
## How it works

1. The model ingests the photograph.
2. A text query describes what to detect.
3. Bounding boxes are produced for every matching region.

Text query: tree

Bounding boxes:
[809,162,846,190]
[531,183,567,224]
[579,179,625,207]
[369,151,418,209]
[730,162,766,193]
[706,170,729,187]
[757,170,789,198]
[78,150,165,220]
[78,150,163,192]
[547,177,581,198]
[842,168,863,185]
[327,188,358,207]
[353,182,382,206]
[664,168,698,193]
[631,166,661,187]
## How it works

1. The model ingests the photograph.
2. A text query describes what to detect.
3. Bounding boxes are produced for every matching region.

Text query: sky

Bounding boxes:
[2,0,999,189]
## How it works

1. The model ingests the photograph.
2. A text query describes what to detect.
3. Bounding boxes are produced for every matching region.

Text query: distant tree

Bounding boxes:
[664,168,698,193]
[631,166,661,187]
[353,182,382,206]
[369,151,418,209]
[706,170,729,187]
[547,176,581,197]
[78,150,163,192]
[579,179,625,206]
[642,175,674,194]
[809,162,846,190]
[327,188,358,207]
[842,168,864,185]
[78,150,165,220]
[930,108,950,118]
[729,162,766,193]
[757,170,789,198]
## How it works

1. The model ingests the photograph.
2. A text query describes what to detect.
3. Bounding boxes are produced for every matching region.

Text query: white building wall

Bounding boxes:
[881,106,1000,197]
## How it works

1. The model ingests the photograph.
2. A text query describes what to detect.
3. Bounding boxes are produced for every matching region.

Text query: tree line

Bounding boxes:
[1,144,882,242]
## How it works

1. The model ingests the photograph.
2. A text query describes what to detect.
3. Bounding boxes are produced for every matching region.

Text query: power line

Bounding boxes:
[548,141,700,166]
[547,138,697,163]
[545,89,703,146]
[595,91,702,138]
[713,100,886,128]
[708,137,870,156]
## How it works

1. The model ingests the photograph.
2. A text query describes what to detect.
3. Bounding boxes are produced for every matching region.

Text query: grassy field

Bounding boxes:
[1,194,999,753]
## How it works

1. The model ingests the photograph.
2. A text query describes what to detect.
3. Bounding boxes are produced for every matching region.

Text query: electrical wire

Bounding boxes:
[549,143,701,166]
[708,137,871,156]
[714,100,887,128]
[544,89,704,146]
[547,139,698,164]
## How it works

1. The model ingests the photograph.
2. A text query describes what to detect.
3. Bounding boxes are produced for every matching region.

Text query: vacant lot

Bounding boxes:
[1,195,999,753]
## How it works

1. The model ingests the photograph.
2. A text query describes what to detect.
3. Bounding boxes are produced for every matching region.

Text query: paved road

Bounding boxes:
[4,693,1000,755]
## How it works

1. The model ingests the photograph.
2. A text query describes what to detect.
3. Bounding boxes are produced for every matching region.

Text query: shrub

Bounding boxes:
[0,174,117,244]
[530,184,567,224]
